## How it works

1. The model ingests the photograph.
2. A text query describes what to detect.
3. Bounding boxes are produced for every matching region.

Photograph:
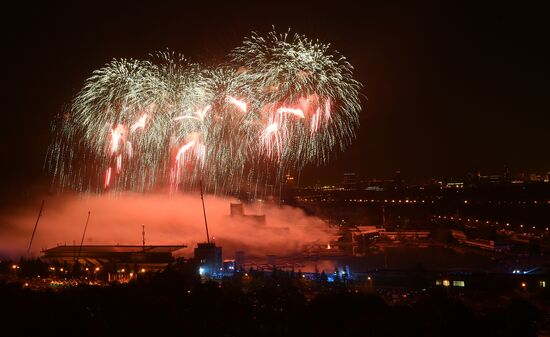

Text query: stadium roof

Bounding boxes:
[42,245,187,266]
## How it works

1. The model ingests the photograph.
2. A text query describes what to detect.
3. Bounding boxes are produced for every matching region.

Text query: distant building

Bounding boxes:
[230,203,245,216]
[42,245,186,282]
[529,173,543,182]
[343,172,359,190]
[266,255,278,266]
[380,231,430,240]
[229,202,266,225]
[194,242,222,276]
[394,171,403,189]
[351,226,383,256]
[451,230,468,242]
[462,238,510,252]
[284,173,296,188]
[444,182,464,189]
[503,164,512,182]
[223,259,236,273]
[451,230,509,252]
[42,245,186,269]
[435,279,466,288]
[466,168,480,187]
[235,251,246,269]
[364,179,384,191]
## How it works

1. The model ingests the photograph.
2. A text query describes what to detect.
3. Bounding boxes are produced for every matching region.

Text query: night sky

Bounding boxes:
[2,1,549,196]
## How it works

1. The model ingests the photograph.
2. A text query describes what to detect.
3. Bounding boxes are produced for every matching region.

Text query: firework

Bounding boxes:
[47,30,362,195]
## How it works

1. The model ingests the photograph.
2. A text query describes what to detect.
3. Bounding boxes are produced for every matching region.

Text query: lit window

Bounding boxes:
[453,280,465,287]
[540,281,546,288]
[442,280,450,287]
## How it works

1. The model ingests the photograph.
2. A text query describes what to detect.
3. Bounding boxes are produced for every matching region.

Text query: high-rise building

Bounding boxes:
[343,172,359,190]
[394,170,403,189]
[235,251,246,269]
[503,164,512,182]
[466,168,481,187]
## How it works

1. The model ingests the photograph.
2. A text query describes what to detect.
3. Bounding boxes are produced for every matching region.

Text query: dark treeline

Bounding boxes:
[0,263,545,337]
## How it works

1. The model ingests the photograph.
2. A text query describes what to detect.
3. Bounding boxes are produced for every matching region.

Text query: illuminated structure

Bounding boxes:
[194,242,222,277]
[223,259,236,273]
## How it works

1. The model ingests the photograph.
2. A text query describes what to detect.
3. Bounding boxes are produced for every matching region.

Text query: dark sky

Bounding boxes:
[2,0,549,195]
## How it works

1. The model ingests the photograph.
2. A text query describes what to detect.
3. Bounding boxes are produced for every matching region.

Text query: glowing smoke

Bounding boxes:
[0,193,331,259]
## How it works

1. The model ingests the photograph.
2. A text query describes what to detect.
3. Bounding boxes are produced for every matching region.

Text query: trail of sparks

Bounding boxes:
[277,107,305,118]
[195,105,211,120]
[174,105,211,121]
[324,98,332,121]
[175,141,196,164]
[310,108,321,135]
[116,154,122,173]
[110,125,125,155]
[104,167,112,188]
[130,114,148,133]
[225,96,247,112]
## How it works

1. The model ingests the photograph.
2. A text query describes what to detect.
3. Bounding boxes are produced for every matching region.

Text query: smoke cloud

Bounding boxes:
[0,193,331,260]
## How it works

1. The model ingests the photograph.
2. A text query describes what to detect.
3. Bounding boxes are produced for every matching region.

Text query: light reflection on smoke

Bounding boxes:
[0,193,331,260]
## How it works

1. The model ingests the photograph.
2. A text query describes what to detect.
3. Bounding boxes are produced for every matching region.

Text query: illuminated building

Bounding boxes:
[223,259,236,273]
[194,242,222,276]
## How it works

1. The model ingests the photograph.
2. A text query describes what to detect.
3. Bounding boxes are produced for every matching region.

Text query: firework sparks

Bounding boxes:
[110,125,125,155]
[47,29,362,194]
[130,114,148,133]
[126,142,133,158]
[276,107,305,118]
[225,96,247,112]
[324,98,332,121]
[174,105,211,121]
[195,105,211,120]
[175,141,196,164]
[104,167,112,188]
[116,154,122,173]
[310,108,321,134]
[260,121,282,159]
